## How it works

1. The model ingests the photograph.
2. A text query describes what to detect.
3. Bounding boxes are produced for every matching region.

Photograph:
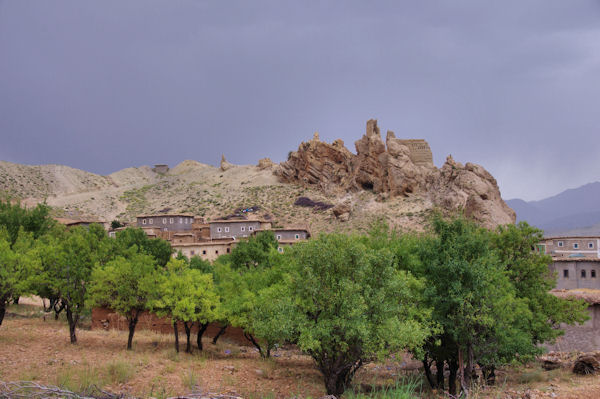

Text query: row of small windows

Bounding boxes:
[563,269,597,278]
[557,241,595,249]
[142,217,193,225]
[186,248,231,256]
[216,226,255,233]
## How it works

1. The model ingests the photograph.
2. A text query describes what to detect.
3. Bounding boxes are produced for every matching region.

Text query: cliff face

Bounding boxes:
[277,119,515,228]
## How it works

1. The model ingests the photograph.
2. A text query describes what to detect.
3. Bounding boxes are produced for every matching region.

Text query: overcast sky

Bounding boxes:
[1,1,599,201]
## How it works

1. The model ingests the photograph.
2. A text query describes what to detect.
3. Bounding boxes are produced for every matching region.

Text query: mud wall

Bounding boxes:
[92,307,251,346]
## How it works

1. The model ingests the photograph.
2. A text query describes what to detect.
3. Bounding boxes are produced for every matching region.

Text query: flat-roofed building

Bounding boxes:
[209,219,272,239]
[253,226,311,253]
[171,239,235,261]
[539,236,600,259]
[136,214,195,232]
[551,258,600,290]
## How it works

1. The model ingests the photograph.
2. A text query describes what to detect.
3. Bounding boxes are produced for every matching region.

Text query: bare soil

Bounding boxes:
[1,304,600,398]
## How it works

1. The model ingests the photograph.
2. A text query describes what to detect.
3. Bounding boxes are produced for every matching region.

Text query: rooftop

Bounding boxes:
[550,289,600,305]
[136,213,195,218]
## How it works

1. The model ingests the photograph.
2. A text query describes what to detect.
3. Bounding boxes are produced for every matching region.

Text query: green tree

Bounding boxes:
[34,224,113,343]
[87,252,160,350]
[0,229,39,327]
[0,199,54,248]
[115,227,172,267]
[283,233,432,396]
[217,231,286,357]
[148,259,219,353]
[402,215,588,395]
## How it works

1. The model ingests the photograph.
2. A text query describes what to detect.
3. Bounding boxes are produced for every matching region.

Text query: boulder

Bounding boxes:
[332,202,351,222]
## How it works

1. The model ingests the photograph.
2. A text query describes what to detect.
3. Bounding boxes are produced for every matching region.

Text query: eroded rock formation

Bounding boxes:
[277,119,515,228]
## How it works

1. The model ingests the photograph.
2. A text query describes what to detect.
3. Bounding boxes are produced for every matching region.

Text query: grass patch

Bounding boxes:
[105,360,134,385]
[347,376,423,399]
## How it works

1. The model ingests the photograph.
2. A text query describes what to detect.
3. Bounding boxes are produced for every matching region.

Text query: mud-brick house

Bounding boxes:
[209,219,272,240]
[252,226,311,253]
[546,289,600,352]
[136,214,195,232]
[171,239,235,261]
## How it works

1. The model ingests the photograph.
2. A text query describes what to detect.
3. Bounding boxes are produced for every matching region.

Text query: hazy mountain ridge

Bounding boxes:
[506,182,600,236]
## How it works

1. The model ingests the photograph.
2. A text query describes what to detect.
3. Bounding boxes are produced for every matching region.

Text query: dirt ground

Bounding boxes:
[1,303,600,399]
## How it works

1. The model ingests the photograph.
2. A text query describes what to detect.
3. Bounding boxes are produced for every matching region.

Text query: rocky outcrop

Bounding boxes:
[278,132,355,194]
[277,119,516,228]
[257,158,275,170]
[220,154,234,171]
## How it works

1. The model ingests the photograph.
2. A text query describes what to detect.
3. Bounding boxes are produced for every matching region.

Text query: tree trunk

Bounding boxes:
[481,365,496,385]
[173,321,179,353]
[423,355,436,389]
[184,322,193,353]
[244,332,267,358]
[320,360,362,396]
[212,324,228,344]
[65,307,78,344]
[0,304,6,327]
[127,312,139,350]
[436,358,445,391]
[448,358,458,396]
[197,323,209,351]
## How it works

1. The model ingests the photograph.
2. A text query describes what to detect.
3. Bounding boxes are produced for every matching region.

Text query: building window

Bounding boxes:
[185,218,188,224]
[225,227,230,232]
[241,226,246,232]
[563,269,569,278]
[191,250,195,255]
[557,241,563,247]
[163,218,167,224]
[249,226,253,231]
[582,270,587,278]
[592,270,597,278]
[227,248,230,253]
[109,231,116,238]
[215,250,219,255]
[276,234,281,240]
[217,227,222,233]
[295,234,300,239]
[170,218,174,224]
[574,243,579,249]
[142,219,147,225]
[278,247,283,253]
[149,219,153,224]
[589,242,594,249]
[179,218,183,224]
[202,250,206,255]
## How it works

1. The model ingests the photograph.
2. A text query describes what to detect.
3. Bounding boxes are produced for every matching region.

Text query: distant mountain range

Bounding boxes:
[506,182,600,236]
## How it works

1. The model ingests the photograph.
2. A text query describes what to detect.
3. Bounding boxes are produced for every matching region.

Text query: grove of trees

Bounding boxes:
[0,198,589,397]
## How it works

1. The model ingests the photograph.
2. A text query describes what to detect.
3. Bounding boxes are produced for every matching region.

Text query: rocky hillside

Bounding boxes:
[0,120,515,232]
[279,119,515,228]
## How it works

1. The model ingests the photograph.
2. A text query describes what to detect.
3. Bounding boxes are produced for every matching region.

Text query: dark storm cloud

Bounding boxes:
[1,1,599,200]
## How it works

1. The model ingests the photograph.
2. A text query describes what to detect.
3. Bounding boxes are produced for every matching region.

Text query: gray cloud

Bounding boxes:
[1,0,599,200]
